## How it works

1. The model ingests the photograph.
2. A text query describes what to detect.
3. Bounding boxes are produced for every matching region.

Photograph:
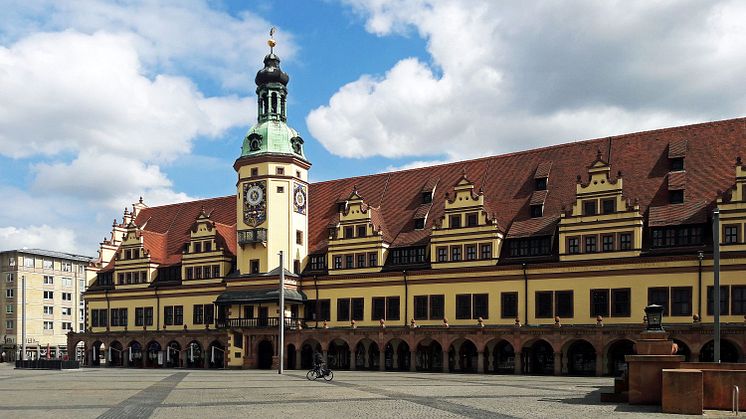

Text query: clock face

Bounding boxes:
[293,183,307,215]
[246,185,264,206]
[243,181,267,226]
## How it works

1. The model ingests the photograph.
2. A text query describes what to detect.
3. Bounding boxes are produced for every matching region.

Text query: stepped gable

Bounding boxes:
[308,117,746,254]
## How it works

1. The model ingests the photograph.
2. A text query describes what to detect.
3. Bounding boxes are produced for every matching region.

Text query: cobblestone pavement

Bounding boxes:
[0,363,713,418]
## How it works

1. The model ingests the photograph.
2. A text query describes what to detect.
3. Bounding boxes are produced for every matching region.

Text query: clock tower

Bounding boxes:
[234,33,310,275]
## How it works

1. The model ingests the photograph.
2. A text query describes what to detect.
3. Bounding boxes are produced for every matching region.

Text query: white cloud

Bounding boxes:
[0,225,80,254]
[309,0,746,160]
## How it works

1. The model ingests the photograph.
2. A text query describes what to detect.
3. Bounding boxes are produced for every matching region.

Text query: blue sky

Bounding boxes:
[2,0,746,255]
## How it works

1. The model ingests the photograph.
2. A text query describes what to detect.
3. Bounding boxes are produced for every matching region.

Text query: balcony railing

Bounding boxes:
[216,317,302,329]
[237,228,268,245]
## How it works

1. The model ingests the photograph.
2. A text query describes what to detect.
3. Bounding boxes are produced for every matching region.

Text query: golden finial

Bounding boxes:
[268,27,277,53]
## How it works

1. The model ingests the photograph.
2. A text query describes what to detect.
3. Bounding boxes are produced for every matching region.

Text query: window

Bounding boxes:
[43,321,54,330]
[135,307,144,326]
[583,200,597,216]
[530,204,543,218]
[619,233,632,250]
[337,298,351,321]
[91,309,108,327]
[62,292,72,301]
[165,306,173,325]
[648,287,670,316]
[372,297,385,321]
[356,254,366,268]
[414,218,425,230]
[194,304,204,324]
[451,246,462,262]
[386,296,400,321]
[450,214,461,228]
[345,255,354,269]
[62,322,72,331]
[584,236,597,253]
[61,307,72,316]
[276,167,284,175]
[351,298,364,321]
[356,225,367,238]
[372,297,399,321]
[6,273,13,282]
[733,286,746,315]
[194,242,201,253]
[508,237,551,257]
[669,189,684,204]
[6,289,13,298]
[5,304,12,314]
[5,320,13,329]
[466,213,478,227]
[465,245,477,261]
[344,226,354,239]
[250,260,260,274]
[480,243,492,260]
[9,258,15,267]
[602,235,614,252]
[591,289,609,317]
[204,305,214,324]
[213,265,220,278]
[651,226,704,248]
[44,306,54,315]
[309,255,326,270]
[414,296,428,320]
[24,257,34,268]
[555,291,573,318]
[62,262,72,272]
[535,177,547,190]
[43,291,53,299]
[319,299,331,321]
[333,256,342,270]
[204,241,212,252]
[430,295,444,319]
[43,259,53,269]
[186,267,194,280]
[174,306,183,325]
[437,247,447,262]
[568,237,580,254]
[422,191,432,203]
[368,252,377,267]
[390,247,426,265]
[671,287,692,316]
[296,230,303,245]
[110,308,128,326]
[251,167,258,177]
[536,291,553,318]
[473,294,489,319]
[501,292,518,319]
[456,294,471,319]
[62,277,72,287]
[43,275,54,285]
[602,199,616,214]
[724,225,740,244]
[707,286,730,316]
[670,157,684,171]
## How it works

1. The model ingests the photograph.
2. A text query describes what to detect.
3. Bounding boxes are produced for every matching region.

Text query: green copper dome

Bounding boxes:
[241,120,306,159]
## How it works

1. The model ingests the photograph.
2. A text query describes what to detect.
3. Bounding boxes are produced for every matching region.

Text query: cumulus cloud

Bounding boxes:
[0,225,79,254]
[309,0,746,160]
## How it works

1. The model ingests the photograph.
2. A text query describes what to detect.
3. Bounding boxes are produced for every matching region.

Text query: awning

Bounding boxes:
[214,288,307,305]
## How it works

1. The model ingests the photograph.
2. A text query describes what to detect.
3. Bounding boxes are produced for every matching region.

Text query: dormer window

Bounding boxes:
[414,218,425,230]
[602,199,616,214]
[204,242,212,252]
[535,177,548,191]
[530,204,543,218]
[344,226,354,239]
[583,200,597,216]
[670,157,684,172]
[466,213,478,227]
[337,202,346,212]
[669,189,684,204]
[422,192,433,204]
[356,225,367,237]
[450,215,462,228]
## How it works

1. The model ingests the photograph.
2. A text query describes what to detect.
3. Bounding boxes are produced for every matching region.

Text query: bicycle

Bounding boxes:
[306,365,334,381]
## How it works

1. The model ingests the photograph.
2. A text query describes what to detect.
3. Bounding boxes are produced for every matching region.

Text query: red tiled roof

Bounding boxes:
[668,171,687,190]
[534,161,552,178]
[648,201,708,227]
[507,216,560,238]
[668,139,688,158]
[413,203,432,219]
[530,190,548,205]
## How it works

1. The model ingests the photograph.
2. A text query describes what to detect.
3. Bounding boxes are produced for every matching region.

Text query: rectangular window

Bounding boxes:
[733,286,746,315]
[43,321,54,330]
[451,246,462,262]
[530,204,544,218]
[450,214,461,228]
[386,296,400,321]
[194,242,201,253]
[466,213,478,227]
[648,287,670,316]
[372,297,385,321]
[414,295,428,320]
[422,191,432,203]
[724,225,740,244]
[251,260,260,274]
[43,291,53,299]
[465,245,477,261]
[276,186,284,194]
[480,243,492,260]
[135,307,144,326]
[430,295,444,319]
[670,157,684,171]
[119,308,127,326]
[62,292,72,301]
[535,177,547,190]
[555,291,573,318]
[436,247,447,262]
[584,236,597,253]
[6,289,14,298]
[6,320,14,329]
[333,256,342,269]
[602,199,616,214]
[195,266,202,280]
[43,275,54,285]
[276,167,284,175]
[345,255,354,269]
[44,306,54,315]
[456,294,471,320]
[707,286,730,316]
[186,267,193,280]
[671,287,692,316]
[296,230,303,245]
[6,304,12,314]
[165,306,174,325]
[144,307,153,326]
[351,298,364,321]
[24,257,34,268]
[590,289,609,317]
[356,225,367,238]
[473,294,489,319]
[337,298,350,321]
[501,292,518,319]
[344,226,354,239]
[193,304,204,324]
[619,233,632,250]
[368,252,377,267]
[243,305,254,319]
[310,255,326,270]
[583,200,597,216]
[61,307,71,316]
[357,254,366,268]
[204,305,214,324]
[6,273,13,282]
[568,237,580,254]
[536,291,553,318]
[414,218,425,229]
[204,241,212,252]
[669,189,684,204]
[174,306,183,325]
[602,235,614,252]
[213,265,220,278]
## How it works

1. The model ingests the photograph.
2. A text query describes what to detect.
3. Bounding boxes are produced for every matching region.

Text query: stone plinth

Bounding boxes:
[626,355,684,405]
[661,369,703,415]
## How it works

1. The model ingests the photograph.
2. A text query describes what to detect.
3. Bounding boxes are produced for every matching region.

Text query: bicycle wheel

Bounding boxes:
[323,370,333,381]
[306,369,317,380]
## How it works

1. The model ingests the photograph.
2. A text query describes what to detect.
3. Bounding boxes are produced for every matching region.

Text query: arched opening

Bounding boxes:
[606,339,635,377]
[300,340,321,369]
[353,339,378,370]
[523,340,554,375]
[257,340,273,369]
[416,339,443,372]
[166,341,181,368]
[328,339,350,370]
[108,341,123,367]
[185,341,202,368]
[146,341,162,368]
[383,339,409,371]
[699,339,741,363]
[456,340,478,373]
[91,341,104,367]
[271,92,278,114]
[491,340,515,374]
[566,340,596,376]
[74,341,85,363]
[368,341,380,370]
[208,341,225,369]
[396,341,411,371]
[672,339,691,362]
[128,341,143,368]
[287,344,296,370]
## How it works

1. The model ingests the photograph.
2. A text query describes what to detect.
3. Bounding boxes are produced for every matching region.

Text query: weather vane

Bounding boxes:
[268,27,277,53]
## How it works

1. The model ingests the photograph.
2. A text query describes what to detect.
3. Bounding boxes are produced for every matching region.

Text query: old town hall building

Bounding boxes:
[71,40,746,377]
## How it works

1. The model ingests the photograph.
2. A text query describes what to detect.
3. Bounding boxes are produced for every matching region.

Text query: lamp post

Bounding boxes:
[278,251,284,375]
[644,304,664,332]
[713,208,721,363]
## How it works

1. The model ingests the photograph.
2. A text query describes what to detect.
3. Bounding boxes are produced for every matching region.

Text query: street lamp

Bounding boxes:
[644,304,664,331]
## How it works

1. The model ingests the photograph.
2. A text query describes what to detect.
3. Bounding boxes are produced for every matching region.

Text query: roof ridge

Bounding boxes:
[139,194,235,212]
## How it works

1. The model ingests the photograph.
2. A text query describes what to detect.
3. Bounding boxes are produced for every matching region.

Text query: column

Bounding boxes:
[392,352,399,370]
[442,351,449,373]
[295,352,301,370]
[323,349,328,365]
[410,350,417,372]
[553,352,562,376]
[514,352,522,375]
[477,351,485,374]
[378,350,385,371]
[350,351,356,370]
[595,352,604,377]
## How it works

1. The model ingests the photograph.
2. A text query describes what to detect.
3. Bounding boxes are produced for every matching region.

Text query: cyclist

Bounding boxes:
[313,351,326,376]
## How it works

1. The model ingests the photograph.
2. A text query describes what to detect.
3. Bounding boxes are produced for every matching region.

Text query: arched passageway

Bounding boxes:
[128,341,143,368]
[146,341,162,368]
[566,340,596,376]
[166,341,181,368]
[208,341,225,369]
[287,344,296,370]
[490,340,515,374]
[91,341,104,367]
[257,340,273,369]
[699,339,741,363]
[606,339,634,377]
[300,340,321,369]
[328,339,351,370]
[448,339,477,373]
[108,341,123,367]
[185,341,202,368]
[384,339,410,371]
[416,339,443,372]
[523,340,554,375]
[672,339,691,362]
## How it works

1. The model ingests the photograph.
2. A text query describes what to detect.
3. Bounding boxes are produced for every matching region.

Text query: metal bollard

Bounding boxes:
[733,385,740,416]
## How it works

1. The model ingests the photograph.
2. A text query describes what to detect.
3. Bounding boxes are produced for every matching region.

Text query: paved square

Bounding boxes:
[0,364,701,418]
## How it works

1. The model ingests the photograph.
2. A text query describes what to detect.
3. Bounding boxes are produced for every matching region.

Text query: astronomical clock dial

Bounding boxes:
[293,183,307,214]
[243,181,267,226]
